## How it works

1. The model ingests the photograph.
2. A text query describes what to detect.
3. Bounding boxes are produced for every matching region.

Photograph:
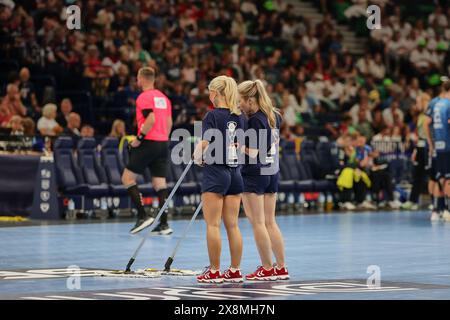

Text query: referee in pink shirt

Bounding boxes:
[122,67,173,235]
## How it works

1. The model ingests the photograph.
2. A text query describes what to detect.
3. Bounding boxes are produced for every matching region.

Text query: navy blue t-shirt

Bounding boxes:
[202,108,246,167]
[242,111,281,176]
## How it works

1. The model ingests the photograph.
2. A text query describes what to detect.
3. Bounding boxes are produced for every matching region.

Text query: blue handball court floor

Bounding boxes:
[1,210,450,300]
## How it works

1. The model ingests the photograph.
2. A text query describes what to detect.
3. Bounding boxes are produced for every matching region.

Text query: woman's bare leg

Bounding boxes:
[222,194,243,269]
[242,192,273,269]
[264,193,286,268]
[201,192,224,270]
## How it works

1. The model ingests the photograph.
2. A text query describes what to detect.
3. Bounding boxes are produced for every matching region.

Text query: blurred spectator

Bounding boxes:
[326,114,354,139]
[9,115,24,136]
[325,75,344,105]
[56,98,73,128]
[382,99,404,127]
[305,73,325,101]
[354,109,374,141]
[280,91,297,127]
[336,132,373,210]
[409,40,432,73]
[80,124,95,138]
[62,112,81,138]
[291,84,316,114]
[428,6,448,28]
[0,84,27,126]
[21,117,36,137]
[190,79,208,98]
[350,90,373,125]
[109,119,126,139]
[109,64,131,92]
[37,103,62,136]
[18,67,40,116]
[370,148,401,209]
[353,134,376,209]
[344,0,368,19]
[302,28,319,56]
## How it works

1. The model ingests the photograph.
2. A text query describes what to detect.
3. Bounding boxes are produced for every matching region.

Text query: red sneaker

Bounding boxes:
[222,268,243,283]
[245,266,276,281]
[197,267,223,283]
[274,265,290,280]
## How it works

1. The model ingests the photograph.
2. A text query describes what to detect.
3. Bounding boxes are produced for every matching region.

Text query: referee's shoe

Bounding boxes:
[130,213,155,234]
[151,222,173,235]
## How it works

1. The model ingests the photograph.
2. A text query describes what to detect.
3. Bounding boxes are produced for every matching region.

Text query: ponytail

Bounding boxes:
[238,79,280,128]
[208,75,240,115]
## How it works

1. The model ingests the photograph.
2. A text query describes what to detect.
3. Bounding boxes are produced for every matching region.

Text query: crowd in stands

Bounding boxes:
[0,1,448,174]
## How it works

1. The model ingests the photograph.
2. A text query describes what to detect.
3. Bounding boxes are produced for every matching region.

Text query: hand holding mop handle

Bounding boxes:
[125,159,194,272]
[164,201,203,271]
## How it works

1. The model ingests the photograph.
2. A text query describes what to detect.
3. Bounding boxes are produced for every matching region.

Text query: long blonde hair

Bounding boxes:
[109,119,126,138]
[238,79,279,128]
[208,75,240,115]
[417,92,431,113]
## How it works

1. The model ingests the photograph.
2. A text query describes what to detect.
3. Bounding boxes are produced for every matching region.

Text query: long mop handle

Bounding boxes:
[125,159,193,271]
[164,201,203,271]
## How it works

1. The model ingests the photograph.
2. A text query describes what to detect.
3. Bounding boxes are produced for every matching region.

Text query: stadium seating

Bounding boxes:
[54,137,88,197]
[280,142,315,193]
[170,161,200,195]
[54,137,109,211]
[316,141,340,179]
[75,138,110,199]
[53,136,342,213]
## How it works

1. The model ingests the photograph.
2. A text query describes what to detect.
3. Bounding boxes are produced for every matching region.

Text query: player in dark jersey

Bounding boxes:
[402,93,432,211]
[121,67,173,235]
[238,80,289,281]
[194,76,246,283]
[424,80,450,221]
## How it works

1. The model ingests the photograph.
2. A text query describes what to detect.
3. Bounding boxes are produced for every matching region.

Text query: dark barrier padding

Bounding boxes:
[0,155,40,216]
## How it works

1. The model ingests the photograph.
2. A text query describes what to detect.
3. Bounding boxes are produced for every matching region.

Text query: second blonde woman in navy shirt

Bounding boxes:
[238,80,289,281]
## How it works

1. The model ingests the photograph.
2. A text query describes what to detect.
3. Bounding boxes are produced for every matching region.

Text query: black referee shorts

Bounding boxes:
[435,151,450,180]
[126,140,169,178]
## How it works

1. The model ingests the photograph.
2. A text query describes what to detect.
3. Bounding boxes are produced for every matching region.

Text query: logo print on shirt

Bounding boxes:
[227,121,238,164]
[154,97,167,109]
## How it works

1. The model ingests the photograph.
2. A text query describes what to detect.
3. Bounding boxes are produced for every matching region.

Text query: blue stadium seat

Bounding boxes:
[170,162,199,195]
[316,141,340,178]
[53,137,88,196]
[301,160,335,192]
[300,140,321,179]
[76,138,110,197]
[280,143,315,192]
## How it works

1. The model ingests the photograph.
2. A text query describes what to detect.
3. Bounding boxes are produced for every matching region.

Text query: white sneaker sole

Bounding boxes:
[130,217,155,234]
[223,278,244,283]
[246,276,277,281]
[151,228,173,235]
[276,275,290,280]
[197,278,224,284]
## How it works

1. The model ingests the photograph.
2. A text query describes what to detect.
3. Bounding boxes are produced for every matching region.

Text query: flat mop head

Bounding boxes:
[95,269,161,278]
[144,268,201,276]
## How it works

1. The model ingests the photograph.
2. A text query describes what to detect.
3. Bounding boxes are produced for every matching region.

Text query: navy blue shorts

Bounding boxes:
[243,172,280,194]
[201,165,243,196]
[435,152,450,180]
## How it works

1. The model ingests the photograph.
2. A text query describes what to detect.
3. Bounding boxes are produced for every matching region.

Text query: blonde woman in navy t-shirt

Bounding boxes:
[238,80,289,281]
